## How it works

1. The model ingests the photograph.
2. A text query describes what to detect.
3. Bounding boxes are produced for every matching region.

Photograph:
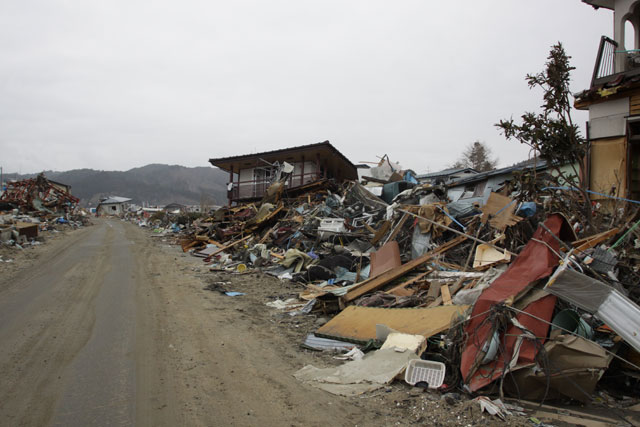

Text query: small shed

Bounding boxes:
[96,196,132,216]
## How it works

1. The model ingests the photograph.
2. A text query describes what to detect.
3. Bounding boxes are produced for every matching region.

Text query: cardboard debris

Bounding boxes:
[505,334,612,402]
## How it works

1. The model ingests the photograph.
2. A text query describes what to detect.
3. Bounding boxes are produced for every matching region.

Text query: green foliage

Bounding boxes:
[496,42,594,227]
[496,43,587,168]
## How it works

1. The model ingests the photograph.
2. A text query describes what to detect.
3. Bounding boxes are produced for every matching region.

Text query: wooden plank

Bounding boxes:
[259,224,277,244]
[181,240,200,252]
[363,222,377,234]
[343,235,468,303]
[386,270,432,296]
[631,94,640,115]
[424,282,441,305]
[480,192,522,231]
[572,227,619,252]
[204,235,251,261]
[315,305,469,343]
[343,251,437,302]
[441,285,452,305]
[371,220,391,245]
[425,276,467,308]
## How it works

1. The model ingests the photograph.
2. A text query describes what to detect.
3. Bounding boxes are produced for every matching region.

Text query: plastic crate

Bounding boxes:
[404,359,446,388]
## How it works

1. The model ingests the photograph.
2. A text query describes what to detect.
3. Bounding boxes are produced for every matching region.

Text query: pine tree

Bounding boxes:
[452,141,498,172]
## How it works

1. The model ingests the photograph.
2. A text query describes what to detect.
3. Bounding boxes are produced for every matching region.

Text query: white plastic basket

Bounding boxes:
[404,359,446,388]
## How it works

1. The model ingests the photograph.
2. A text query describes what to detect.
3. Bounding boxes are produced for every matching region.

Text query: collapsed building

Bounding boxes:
[96,196,132,216]
[0,173,79,214]
[0,173,87,245]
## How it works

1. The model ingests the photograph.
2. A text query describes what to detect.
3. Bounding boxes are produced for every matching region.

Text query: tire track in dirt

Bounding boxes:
[0,222,113,426]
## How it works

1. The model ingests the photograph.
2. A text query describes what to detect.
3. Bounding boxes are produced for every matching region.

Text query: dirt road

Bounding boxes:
[0,219,416,426]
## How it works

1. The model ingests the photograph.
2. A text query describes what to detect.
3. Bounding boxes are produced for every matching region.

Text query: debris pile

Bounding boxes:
[0,173,79,214]
[0,173,88,249]
[151,163,640,422]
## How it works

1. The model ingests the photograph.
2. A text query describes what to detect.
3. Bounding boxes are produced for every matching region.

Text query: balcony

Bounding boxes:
[591,35,640,87]
[229,171,321,202]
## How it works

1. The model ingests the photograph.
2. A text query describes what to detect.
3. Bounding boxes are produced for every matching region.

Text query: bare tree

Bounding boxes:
[452,141,498,172]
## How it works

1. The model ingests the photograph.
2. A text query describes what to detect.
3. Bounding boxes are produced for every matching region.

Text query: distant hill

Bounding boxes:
[3,164,229,207]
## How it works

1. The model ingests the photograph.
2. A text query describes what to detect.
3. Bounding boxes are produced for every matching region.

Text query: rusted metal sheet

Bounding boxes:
[315,305,468,344]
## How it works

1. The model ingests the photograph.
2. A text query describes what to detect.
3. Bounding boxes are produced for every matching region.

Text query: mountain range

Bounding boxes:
[3,164,229,207]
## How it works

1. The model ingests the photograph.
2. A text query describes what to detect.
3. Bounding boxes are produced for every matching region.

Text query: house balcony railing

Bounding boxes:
[229,171,321,201]
[591,35,640,87]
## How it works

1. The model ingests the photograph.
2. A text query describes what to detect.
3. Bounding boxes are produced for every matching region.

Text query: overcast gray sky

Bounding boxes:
[1,1,612,174]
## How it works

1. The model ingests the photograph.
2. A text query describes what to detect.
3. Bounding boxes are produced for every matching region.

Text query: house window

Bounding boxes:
[459,181,486,199]
[253,167,274,198]
[472,181,486,197]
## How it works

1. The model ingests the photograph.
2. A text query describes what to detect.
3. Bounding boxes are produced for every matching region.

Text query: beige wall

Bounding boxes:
[590,137,627,199]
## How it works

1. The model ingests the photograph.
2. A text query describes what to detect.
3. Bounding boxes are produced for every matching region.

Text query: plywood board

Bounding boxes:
[315,305,468,344]
[590,137,627,199]
[631,93,640,116]
[370,240,401,278]
[480,192,521,230]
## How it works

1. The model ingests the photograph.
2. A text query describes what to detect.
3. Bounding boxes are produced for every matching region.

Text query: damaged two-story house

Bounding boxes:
[209,141,358,206]
[575,0,640,203]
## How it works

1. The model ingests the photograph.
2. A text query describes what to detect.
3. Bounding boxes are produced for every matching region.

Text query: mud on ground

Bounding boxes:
[151,231,532,426]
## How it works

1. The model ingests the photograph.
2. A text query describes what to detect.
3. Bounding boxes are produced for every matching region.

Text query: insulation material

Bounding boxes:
[590,137,627,199]
[410,227,432,259]
[380,332,427,354]
[316,305,468,344]
[294,348,418,396]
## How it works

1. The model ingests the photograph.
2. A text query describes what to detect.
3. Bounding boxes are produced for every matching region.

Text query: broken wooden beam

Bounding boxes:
[386,270,432,296]
[204,235,251,261]
[571,227,619,253]
[440,285,452,305]
[343,235,468,303]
